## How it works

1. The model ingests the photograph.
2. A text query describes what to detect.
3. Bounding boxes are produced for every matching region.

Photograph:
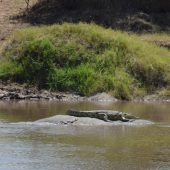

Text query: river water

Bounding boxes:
[0,101,170,170]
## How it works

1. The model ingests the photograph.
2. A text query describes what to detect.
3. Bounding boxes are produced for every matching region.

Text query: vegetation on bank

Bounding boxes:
[139,33,170,42]
[0,23,170,99]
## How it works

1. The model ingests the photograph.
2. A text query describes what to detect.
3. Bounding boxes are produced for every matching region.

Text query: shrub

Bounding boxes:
[0,60,22,81]
[48,64,103,96]
[16,39,56,88]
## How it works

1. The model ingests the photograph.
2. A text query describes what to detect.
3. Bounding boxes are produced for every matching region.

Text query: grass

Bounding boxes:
[139,33,170,42]
[0,23,170,99]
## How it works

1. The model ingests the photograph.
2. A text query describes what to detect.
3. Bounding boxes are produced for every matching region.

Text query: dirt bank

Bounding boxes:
[0,83,169,102]
[0,0,37,51]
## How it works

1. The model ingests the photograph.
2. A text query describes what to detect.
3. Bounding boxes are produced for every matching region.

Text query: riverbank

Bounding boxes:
[0,83,169,102]
[0,23,170,100]
[0,82,118,102]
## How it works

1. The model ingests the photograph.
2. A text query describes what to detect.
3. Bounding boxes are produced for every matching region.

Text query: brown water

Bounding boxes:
[0,101,170,170]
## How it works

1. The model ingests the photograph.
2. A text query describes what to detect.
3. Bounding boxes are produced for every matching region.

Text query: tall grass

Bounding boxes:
[0,23,170,99]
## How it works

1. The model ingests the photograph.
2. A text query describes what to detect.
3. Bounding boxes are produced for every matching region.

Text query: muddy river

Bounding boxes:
[0,101,169,170]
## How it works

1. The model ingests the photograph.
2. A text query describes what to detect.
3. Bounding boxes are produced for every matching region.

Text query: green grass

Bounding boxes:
[139,33,170,42]
[0,23,170,99]
[0,59,22,80]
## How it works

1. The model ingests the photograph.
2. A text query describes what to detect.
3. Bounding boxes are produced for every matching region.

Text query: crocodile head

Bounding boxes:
[123,113,139,120]
[107,112,139,122]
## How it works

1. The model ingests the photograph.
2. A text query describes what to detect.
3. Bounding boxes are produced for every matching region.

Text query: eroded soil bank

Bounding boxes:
[0,83,169,102]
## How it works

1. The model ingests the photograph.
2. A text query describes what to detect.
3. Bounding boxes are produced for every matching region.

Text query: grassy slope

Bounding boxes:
[139,33,170,42]
[0,23,170,99]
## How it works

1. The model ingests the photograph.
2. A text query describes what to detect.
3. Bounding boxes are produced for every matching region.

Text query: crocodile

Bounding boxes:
[66,110,139,122]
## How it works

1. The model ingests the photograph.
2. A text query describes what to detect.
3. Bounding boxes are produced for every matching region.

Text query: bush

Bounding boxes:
[16,39,56,88]
[0,60,22,81]
[48,64,103,95]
